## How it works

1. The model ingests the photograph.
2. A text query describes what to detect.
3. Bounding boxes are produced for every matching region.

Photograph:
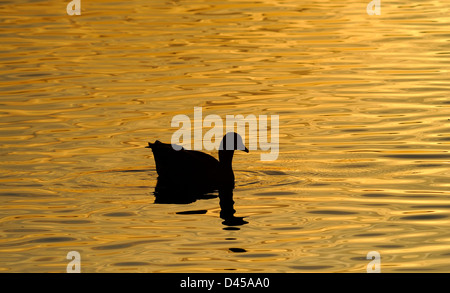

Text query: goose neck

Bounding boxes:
[218,150,234,167]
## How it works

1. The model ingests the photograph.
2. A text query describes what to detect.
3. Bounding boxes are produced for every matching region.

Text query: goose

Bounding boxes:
[146,132,248,201]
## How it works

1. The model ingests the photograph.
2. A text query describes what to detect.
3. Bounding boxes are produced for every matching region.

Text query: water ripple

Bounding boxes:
[1,0,449,273]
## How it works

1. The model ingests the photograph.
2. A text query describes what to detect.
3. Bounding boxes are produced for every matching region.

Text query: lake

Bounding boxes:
[0,0,449,272]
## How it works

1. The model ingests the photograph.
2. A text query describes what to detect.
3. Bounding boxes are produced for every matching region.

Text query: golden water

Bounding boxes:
[1,0,449,272]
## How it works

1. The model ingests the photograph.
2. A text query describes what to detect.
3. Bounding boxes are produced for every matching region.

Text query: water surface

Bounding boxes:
[0,0,449,272]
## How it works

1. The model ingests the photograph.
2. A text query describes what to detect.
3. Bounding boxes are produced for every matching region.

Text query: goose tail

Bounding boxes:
[145,141,159,149]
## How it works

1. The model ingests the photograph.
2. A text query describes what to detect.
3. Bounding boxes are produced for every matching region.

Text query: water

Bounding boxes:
[1,0,449,272]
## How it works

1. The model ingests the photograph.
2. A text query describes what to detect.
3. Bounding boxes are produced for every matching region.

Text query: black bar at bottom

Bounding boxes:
[0,273,447,291]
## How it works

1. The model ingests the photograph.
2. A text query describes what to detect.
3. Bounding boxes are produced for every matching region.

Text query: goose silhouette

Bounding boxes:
[146,132,249,203]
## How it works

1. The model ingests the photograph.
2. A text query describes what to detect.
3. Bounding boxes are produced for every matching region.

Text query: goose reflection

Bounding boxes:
[154,186,247,227]
[218,188,248,226]
[146,132,249,226]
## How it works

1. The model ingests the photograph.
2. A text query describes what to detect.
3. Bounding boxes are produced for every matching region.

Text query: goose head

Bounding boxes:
[218,132,249,166]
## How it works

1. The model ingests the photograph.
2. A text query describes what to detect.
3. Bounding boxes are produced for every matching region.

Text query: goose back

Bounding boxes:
[147,140,229,191]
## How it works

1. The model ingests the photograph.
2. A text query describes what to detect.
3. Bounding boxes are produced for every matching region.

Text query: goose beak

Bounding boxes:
[145,142,151,148]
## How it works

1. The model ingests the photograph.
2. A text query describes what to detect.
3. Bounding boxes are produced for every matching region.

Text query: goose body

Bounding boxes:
[146,132,248,201]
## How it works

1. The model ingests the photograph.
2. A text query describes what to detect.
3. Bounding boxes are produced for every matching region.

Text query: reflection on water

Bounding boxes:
[1,0,450,272]
[154,176,248,227]
[172,189,248,228]
[218,189,248,227]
